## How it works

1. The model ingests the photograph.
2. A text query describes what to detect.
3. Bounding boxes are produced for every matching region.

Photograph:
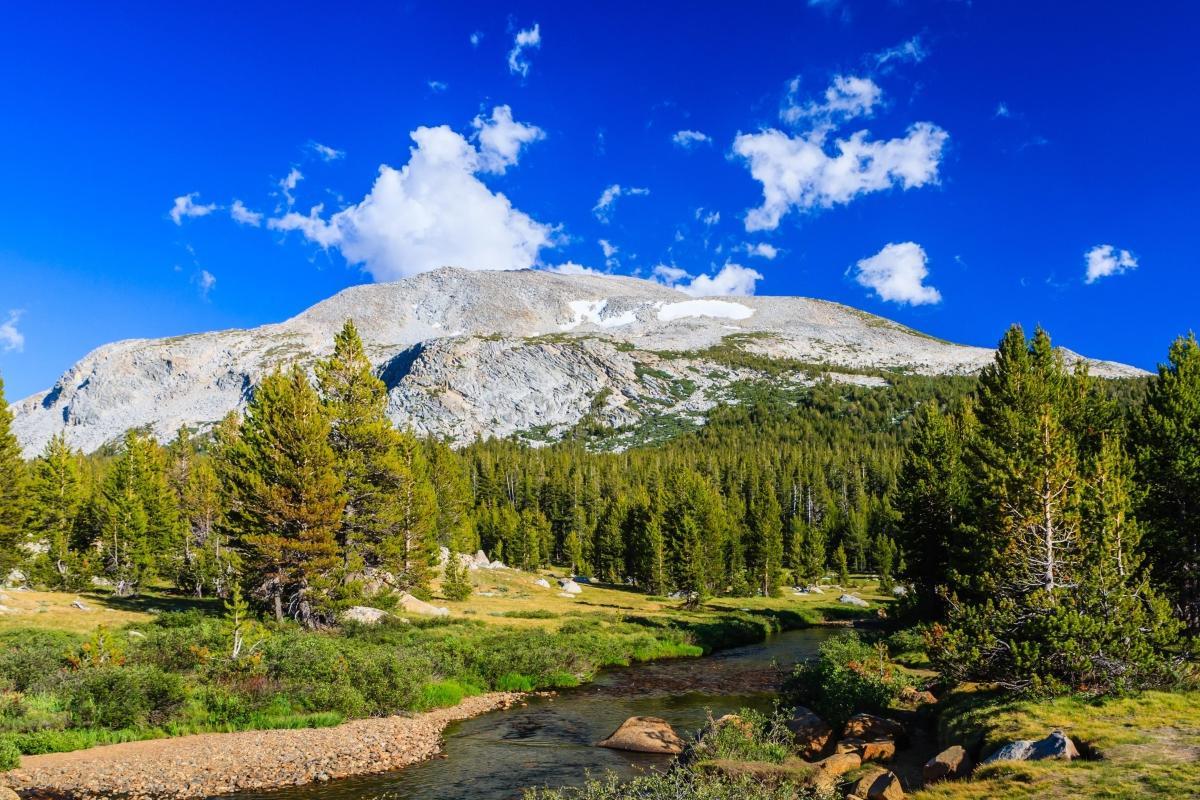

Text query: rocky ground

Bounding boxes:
[1,692,525,799]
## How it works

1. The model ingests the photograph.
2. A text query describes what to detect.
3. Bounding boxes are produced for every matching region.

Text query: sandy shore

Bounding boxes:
[2,692,525,799]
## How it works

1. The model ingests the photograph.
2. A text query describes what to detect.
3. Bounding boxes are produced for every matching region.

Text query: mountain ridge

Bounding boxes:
[8,267,1146,457]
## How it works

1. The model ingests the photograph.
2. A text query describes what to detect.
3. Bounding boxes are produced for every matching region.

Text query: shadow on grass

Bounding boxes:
[84,590,223,618]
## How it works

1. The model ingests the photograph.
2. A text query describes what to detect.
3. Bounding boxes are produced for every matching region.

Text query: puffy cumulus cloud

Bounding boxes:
[267,113,552,281]
[169,193,217,225]
[741,242,778,259]
[672,129,712,149]
[782,75,882,126]
[472,105,545,174]
[229,200,263,227]
[873,36,927,68]
[654,262,763,297]
[308,142,344,162]
[548,261,607,276]
[507,23,541,77]
[850,242,942,305]
[734,122,947,231]
[1085,244,1138,284]
[0,310,24,352]
[594,184,649,223]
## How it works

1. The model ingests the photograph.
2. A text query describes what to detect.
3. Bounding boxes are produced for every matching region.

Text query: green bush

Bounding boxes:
[697,708,793,764]
[784,631,911,729]
[65,666,186,729]
[524,769,820,800]
[0,735,19,770]
[0,629,82,692]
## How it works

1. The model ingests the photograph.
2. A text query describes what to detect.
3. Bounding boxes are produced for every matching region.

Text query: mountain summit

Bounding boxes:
[9,267,1144,457]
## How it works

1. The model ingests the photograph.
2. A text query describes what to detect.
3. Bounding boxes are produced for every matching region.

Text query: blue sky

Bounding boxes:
[1,1,1197,399]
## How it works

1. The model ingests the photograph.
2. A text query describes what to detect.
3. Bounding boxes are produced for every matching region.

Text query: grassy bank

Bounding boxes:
[0,570,883,766]
[913,686,1200,799]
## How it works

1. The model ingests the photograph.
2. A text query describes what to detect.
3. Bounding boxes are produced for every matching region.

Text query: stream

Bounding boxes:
[234,627,835,800]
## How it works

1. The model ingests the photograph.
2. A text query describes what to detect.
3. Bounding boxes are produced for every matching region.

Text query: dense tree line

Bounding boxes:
[0,322,1196,663]
[897,326,1199,693]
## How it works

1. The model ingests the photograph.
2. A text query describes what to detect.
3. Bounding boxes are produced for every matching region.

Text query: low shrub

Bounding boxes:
[524,769,823,800]
[698,708,793,764]
[0,735,19,770]
[784,631,911,729]
[0,629,82,692]
[65,666,186,730]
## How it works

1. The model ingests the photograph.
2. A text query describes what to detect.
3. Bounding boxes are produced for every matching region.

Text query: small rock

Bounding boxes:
[397,593,449,617]
[837,737,896,762]
[534,578,550,588]
[785,706,833,758]
[597,716,684,754]
[843,713,907,744]
[900,686,937,705]
[852,769,905,800]
[814,751,861,776]
[558,579,583,595]
[839,594,869,608]
[71,600,90,611]
[923,745,972,783]
[982,730,1079,764]
[0,786,19,800]
[342,606,388,625]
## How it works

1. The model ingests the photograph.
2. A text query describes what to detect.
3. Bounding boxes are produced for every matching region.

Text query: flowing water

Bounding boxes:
[231,627,834,800]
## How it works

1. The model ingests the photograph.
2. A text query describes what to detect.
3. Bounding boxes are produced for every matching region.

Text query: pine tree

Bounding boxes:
[98,432,179,594]
[441,553,473,601]
[220,366,344,626]
[0,375,27,576]
[745,475,784,596]
[1134,333,1200,635]
[316,321,437,594]
[25,434,87,588]
[178,456,236,597]
[593,499,626,583]
[835,543,850,588]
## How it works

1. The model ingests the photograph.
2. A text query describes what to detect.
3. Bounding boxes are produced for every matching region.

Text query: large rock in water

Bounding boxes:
[785,706,833,758]
[982,730,1080,764]
[923,745,972,783]
[598,716,685,754]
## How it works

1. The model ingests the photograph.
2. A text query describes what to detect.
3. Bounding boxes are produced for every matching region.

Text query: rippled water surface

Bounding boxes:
[232,627,833,800]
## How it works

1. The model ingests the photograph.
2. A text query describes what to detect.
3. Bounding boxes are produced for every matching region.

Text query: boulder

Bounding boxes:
[807,585,825,594]
[397,592,450,617]
[900,686,937,705]
[839,594,869,607]
[843,713,907,744]
[837,737,896,763]
[438,546,451,565]
[712,713,754,738]
[982,730,1079,764]
[558,579,583,595]
[473,550,490,567]
[0,787,22,800]
[4,569,26,588]
[923,745,972,783]
[851,769,905,800]
[598,716,685,754]
[785,706,833,758]
[487,560,507,570]
[342,606,388,625]
[814,751,861,776]
[534,578,551,588]
[70,600,90,611]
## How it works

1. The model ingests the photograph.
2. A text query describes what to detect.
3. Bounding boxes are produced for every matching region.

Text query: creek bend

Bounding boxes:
[230,626,835,800]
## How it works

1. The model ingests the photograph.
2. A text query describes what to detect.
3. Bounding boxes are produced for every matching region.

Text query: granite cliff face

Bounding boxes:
[9,267,1144,456]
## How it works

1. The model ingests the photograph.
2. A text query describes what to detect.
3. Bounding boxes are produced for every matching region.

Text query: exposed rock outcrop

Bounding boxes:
[597,716,685,754]
[785,706,833,758]
[923,745,972,783]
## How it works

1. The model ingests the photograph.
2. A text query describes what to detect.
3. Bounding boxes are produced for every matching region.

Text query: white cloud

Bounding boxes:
[229,200,263,227]
[507,23,541,78]
[470,31,483,48]
[279,168,303,206]
[308,142,344,162]
[428,80,448,93]
[472,105,545,174]
[654,262,763,297]
[741,242,778,259]
[850,242,942,305]
[593,184,649,223]
[548,261,606,276]
[734,122,947,231]
[995,102,1011,118]
[1084,244,1138,284]
[672,130,712,149]
[696,208,720,226]
[196,269,217,298]
[268,116,552,281]
[0,310,24,353]
[599,239,618,259]
[874,36,928,67]
[782,74,883,126]
[168,193,217,225]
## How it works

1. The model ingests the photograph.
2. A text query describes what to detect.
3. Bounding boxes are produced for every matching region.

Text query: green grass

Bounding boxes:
[913,687,1200,799]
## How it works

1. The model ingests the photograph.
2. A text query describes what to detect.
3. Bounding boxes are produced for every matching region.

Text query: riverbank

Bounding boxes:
[2,692,526,799]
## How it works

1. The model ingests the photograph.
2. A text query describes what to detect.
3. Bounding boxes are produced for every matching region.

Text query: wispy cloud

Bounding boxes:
[195,269,217,299]
[308,142,345,162]
[593,184,650,223]
[229,200,263,227]
[0,310,24,352]
[873,35,928,68]
[428,80,448,93]
[168,193,217,225]
[507,23,541,78]
[672,129,712,149]
[781,74,882,126]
